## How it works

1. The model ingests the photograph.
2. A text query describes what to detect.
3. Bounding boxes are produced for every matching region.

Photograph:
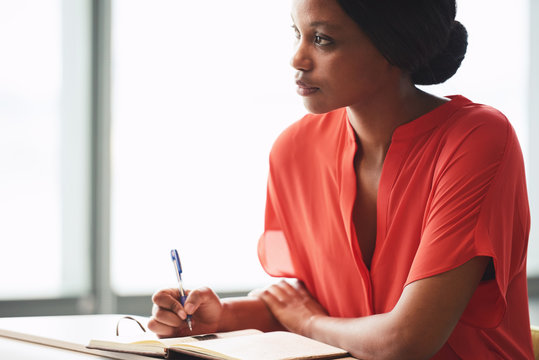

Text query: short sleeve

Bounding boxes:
[257,135,299,279]
[406,109,530,328]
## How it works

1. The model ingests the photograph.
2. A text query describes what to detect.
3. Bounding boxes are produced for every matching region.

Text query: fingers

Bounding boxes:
[256,280,294,304]
[148,288,190,337]
[148,305,185,338]
[152,288,187,319]
[184,287,217,314]
[149,286,223,337]
[255,280,314,307]
[268,281,291,302]
[147,317,180,338]
[151,303,182,327]
[291,280,310,298]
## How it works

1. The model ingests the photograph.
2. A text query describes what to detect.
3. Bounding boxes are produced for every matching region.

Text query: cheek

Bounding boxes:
[335,56,395,98]
[327,60,372,100]
[301,60,364,114]
[301,53,396,114]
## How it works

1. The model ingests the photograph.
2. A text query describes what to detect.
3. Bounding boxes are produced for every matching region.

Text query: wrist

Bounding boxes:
[217,298,234,332]
[218,297,259,332]
[304,314,324,338]
[218,296,284,332]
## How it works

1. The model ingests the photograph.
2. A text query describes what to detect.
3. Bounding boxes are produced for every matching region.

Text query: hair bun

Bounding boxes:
[411,20,468,85]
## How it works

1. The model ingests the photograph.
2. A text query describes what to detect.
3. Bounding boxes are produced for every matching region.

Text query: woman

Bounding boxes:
[149,0,533,358]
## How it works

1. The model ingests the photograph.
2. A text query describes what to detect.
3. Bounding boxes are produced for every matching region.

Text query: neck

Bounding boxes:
[347,81,447,166]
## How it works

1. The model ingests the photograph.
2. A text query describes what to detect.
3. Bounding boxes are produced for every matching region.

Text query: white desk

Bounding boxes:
[0,314,359,360]
[0,314,156,360]
[0,336,117,360]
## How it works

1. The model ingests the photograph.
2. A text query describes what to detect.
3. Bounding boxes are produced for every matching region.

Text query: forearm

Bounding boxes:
[218,296,286,333]
[304,258,489,359]
[307,312,423,360]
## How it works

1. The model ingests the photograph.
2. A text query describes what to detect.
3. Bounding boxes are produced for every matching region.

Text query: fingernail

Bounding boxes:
[184,303,194,314]
[178,310,186,319]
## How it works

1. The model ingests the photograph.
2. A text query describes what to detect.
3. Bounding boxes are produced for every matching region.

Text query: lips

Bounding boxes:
[295,79,319,96]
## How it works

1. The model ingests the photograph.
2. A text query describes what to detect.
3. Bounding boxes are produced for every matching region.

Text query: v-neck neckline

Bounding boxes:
[337,95,469,311]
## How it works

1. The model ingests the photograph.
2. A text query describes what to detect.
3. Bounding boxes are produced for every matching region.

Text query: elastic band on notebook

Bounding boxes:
[115,316,147,336]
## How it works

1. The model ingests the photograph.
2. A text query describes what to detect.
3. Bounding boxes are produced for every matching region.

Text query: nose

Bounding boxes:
[290,40,313,72]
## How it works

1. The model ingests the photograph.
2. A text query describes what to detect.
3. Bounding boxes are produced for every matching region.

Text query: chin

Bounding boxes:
[303,99,338,115]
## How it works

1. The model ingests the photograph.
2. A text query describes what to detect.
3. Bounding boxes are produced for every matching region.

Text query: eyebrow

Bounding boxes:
[308,21,341,31]
[290,15,341,32]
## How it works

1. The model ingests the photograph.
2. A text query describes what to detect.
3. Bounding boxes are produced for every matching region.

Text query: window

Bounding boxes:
[0,0,91,299]
[426,0,529,156]
[110,0,536,296]
[0,1,537,314]
[110,0,305,295]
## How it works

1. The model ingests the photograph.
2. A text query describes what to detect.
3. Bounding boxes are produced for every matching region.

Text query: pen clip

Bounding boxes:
[171,249,185,294]
[171,249,182,274]
[170,249,193,331]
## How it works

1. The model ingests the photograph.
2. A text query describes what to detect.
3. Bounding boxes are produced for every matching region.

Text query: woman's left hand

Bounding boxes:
[251,280,328,337]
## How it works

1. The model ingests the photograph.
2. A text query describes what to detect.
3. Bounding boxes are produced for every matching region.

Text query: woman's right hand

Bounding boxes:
[148,287,224,338]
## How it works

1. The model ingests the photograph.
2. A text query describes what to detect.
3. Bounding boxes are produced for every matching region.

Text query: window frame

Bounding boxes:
[1,0,538,317]
[527,0,539,295]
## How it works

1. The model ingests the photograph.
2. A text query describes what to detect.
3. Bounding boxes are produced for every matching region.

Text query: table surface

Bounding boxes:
[0,314,156,360]
[0,336,117,360]
[0,314,358,360]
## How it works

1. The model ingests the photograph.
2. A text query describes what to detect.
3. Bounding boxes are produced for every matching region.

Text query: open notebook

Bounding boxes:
[87,329,350,360]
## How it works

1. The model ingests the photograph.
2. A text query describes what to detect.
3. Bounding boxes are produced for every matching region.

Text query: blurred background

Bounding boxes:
[0,0,538,322]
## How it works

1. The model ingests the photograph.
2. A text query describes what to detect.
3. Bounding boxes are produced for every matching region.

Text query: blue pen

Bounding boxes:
[170,249,193,331]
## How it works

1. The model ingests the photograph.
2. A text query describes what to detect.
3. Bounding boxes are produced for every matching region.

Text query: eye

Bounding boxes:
[314,35,332,46]
[291,25,300,39]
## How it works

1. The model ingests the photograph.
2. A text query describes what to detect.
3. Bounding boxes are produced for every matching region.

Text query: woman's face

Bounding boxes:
[291,0,402,114]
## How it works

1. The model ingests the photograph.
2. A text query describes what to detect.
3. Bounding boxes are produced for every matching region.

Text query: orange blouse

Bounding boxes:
[258,96,533,358]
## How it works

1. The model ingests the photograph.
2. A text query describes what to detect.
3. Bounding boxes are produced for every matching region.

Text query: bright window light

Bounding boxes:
[110,0,533,296]
[0,0,91,299]
[110,0,305,295]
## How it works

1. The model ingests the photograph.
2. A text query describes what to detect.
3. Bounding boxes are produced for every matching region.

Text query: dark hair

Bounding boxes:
[336,0,468,85]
